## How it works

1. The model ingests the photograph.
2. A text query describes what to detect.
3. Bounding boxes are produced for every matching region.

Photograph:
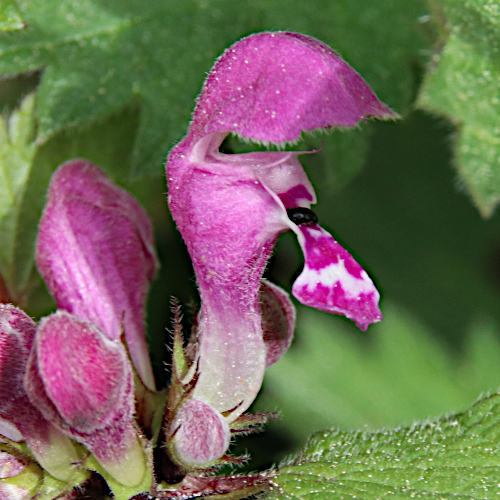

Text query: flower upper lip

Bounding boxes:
[186,31,397,148]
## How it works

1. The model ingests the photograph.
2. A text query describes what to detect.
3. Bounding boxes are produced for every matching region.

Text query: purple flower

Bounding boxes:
[36,160,159,391]
[0,304,80,481]
[166,31,394,466]
[24,311,146,487]
[0,161,156,486]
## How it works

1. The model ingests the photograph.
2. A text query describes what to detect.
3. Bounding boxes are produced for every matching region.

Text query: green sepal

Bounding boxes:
[229,412,279,435]
[171,299,189,383]
[130,352,168,445]
[82,437,153,500]
[36,474,74,500]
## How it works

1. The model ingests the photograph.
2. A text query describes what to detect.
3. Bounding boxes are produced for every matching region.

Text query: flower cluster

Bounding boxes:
[0,160,157,496]
[0,31,394,500]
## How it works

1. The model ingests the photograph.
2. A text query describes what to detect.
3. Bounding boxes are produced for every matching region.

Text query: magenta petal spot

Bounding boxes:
[170,399,230,468]
[36,159,158,391]
[260,280,296,367]
[292,224,382,331]
[279,184,314,208]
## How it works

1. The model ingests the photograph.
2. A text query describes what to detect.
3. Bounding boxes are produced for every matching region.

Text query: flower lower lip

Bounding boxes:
[286,207,318,225]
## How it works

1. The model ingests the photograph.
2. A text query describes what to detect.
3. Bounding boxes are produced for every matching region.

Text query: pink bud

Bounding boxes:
[0,304,79,481]
[0,483,30,500]
[25,311,146,487]
[0,451,27,479]
[260,280,296,367]
[169,399,230,468]
[36,160,158,391]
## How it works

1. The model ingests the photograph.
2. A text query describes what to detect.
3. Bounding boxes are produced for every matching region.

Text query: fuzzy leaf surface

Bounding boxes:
[0,92,38,304]
[271,393,500,499]
[418,0,500,216]
[0,0,24,32]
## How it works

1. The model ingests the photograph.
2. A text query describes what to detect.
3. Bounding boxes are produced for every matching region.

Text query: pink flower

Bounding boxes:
[0,304,80,481]
[25,311,146,487]
[36,160,159,391]
[166,31,394,466]
[0,161,156,486]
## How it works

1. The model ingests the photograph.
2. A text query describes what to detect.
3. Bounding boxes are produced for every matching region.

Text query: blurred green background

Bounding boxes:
[248,111,500,468]
[1,0,500,474]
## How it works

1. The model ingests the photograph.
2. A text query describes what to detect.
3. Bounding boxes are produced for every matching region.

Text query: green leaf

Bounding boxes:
[418,0,500,217]
[0,0,25,32]
[0,0,429,180]
[256,304,500,443]
[271,393,500,499]
[0,92,38,304]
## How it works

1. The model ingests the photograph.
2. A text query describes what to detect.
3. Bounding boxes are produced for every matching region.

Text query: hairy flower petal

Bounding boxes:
[292,223,382,330]
[0,305,79,481]
[169,149,288,419]
[188,31,395,147]
[36,160,158,390]
[166,30,392,464]
[25,311,146,487]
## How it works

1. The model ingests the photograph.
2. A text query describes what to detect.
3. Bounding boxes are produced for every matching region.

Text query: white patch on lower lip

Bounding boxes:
[304,225,323,239]
[298,260,375,299]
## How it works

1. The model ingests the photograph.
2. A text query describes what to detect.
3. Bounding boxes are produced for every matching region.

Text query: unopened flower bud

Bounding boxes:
[168,399,230,469]
[36,160,159,390]
[0,305,80,481]
[260,280,296,367]
[0,450,27,479]
[25,311,146,487]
